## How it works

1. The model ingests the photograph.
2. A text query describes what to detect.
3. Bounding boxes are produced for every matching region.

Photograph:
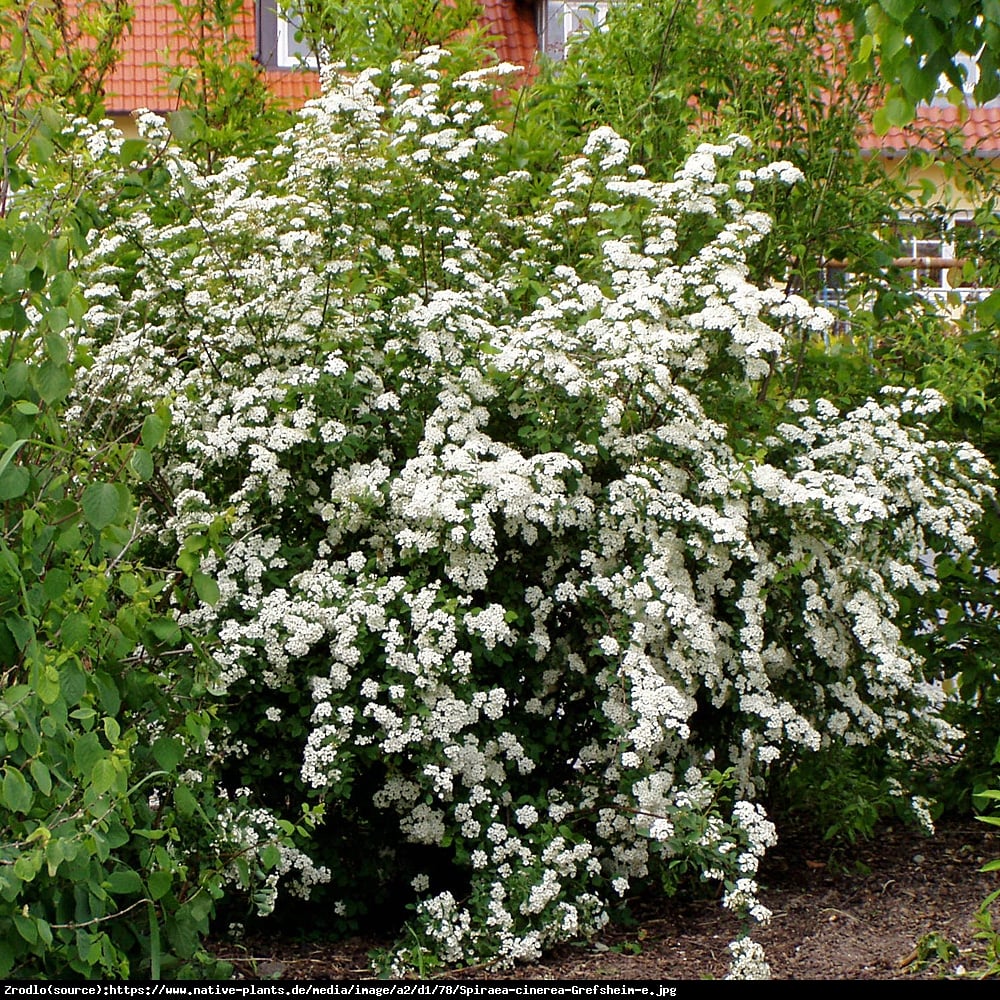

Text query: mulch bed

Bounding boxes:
[213,817,999,980]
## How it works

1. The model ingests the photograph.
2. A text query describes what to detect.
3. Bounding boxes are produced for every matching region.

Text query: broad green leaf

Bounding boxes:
[129,447,154,482]
[29,759,51,796]
[13,850,41,882]
[1,264,27,295]
[13,912,37,945]
[35,667,60,705]
[149,618,181,645]
[147,869,173,901]
[5,614,33,651]
[48,270,74,306]
[44,838,64,877]
[879,0,916,22]
[91,758,116,795]
[107,870,143,895]
[73,732,104,776]
[81,482,121,529]
[174,782,197,818]
[193,571,220,606]
[61,612,90,650]
[45,305,69,335]
[35,361,70,405]
[0,463,29,500]
[3,766,33,813]
[152,736,185,772]
[103,716,121,745]
[3,361,28,398]
[141,413,168,450]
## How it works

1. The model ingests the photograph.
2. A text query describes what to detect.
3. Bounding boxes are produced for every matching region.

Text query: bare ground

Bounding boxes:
[214,817,999,981]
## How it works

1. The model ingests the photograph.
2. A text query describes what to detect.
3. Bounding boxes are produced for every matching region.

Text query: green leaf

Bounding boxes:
[91,758,116,795]
[119,138,148,166]
[103,716,121,745]
[5,614,34,651]
[61,611,90,650]
[152,736,185,772]
[45,305,69,335]
[3,361,28,398]
[149,618,181,645]
[174,782,197,818]
[1,264,27,295]
[141,413,168,450]
[30,759,51,796]
[73,732,105,777]
[879,0,916,22]
[883,93,914,127]
[751,0,782,16]
[36,361,70,404]
[147,869,173,901]
[193,572,220,606]
[13,912,37,945]
[129,447,154,482]
[48,270,74,306]
[107,870,143,895]
[81,482,122,529]
[35,665,60,706]
[0,463,29,501]
[44,838,64,877]
[3,766,33,813]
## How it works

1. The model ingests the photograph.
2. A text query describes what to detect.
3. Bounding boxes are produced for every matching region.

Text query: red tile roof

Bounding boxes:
[859,105,1000,158]
[87,1,1000,157]
[95,0,538,116]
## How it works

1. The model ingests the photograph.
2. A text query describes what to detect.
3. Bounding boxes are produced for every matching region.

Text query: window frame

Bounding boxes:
[257,1,318,71]
[536,1,609,61]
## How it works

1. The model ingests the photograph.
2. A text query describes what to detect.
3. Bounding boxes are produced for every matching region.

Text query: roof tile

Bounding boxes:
[94,0,536,115]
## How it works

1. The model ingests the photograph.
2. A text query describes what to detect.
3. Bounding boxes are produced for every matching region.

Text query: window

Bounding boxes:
[926,49,1000,109]
[257,2,317,70]
[816,210,991,334]
[894,211,983,303]
[536,1,608,60]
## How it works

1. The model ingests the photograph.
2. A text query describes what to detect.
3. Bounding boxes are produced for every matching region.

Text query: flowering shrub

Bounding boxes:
[76,51,993,975]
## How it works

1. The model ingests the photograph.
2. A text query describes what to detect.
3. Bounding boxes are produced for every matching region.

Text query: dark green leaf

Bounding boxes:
[107,870,143,895]
[36,361,70,404]
[152,736,185,772]
[81,482,121,529]
[147,869,172,901]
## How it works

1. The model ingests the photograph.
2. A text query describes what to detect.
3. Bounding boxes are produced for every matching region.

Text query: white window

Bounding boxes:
[927,49,1000,109]
[537,1,608,60]
[258,2,317,70]
[894,211,983,302]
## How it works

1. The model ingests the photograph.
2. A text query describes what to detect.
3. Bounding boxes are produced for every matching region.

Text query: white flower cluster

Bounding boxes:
[75,49,993,975]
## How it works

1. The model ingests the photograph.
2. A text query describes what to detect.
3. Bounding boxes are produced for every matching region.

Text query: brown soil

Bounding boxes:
[215,818,999,981]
